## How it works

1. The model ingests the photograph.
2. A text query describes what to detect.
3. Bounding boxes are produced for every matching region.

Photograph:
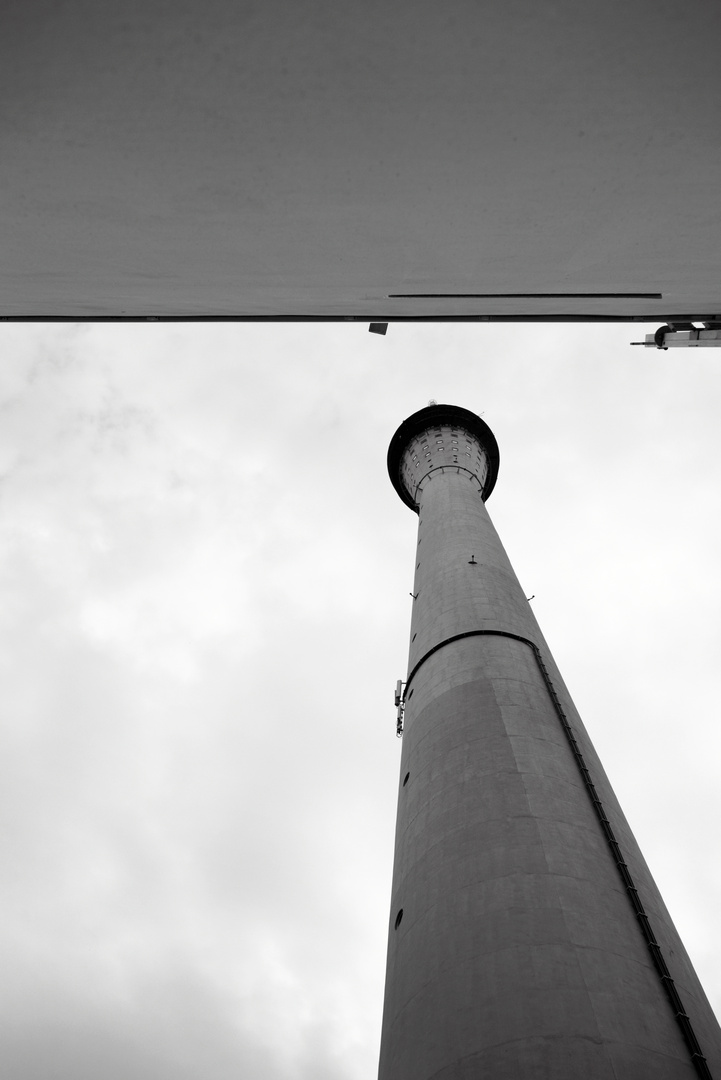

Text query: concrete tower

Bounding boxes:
[380,404,721,1080]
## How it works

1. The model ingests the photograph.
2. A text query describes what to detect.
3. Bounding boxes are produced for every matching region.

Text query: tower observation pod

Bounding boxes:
[380,404,721,1080]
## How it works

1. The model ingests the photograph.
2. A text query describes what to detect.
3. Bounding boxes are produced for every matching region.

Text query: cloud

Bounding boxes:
[0,321,719,1078]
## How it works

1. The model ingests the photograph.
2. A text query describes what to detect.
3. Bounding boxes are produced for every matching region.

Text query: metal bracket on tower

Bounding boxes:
[395,679,405,737]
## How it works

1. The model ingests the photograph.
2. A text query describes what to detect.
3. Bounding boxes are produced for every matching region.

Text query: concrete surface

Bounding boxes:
[379,405,721,1079]
[2,1,720,319]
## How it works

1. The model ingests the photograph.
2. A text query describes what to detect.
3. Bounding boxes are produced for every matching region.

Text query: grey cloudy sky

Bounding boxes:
[1,321,719,1079]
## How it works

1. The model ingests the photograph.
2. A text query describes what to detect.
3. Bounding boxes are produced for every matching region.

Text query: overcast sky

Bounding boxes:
[1,321,720,1079]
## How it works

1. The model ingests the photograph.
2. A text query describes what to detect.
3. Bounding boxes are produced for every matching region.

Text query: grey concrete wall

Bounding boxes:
[2,2,721,317]
[379,413,721,1079]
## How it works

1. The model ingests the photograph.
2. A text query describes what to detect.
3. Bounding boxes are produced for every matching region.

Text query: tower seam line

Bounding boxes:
[402,628,713,1080]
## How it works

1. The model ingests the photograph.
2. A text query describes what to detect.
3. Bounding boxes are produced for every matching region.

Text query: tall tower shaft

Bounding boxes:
[380,404,721,1080]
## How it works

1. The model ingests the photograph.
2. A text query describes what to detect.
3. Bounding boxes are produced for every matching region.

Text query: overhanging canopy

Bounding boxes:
[2,0,720,321]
